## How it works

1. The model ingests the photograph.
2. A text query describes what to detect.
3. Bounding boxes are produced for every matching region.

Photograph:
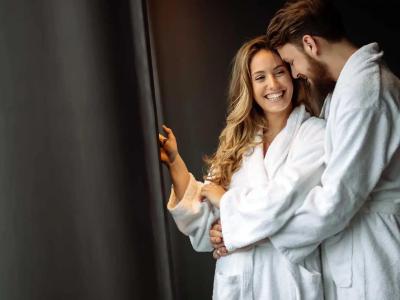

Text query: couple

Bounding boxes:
[159,0,400,299]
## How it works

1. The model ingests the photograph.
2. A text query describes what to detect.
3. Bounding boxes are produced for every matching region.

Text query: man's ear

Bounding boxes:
[302,35,319,57]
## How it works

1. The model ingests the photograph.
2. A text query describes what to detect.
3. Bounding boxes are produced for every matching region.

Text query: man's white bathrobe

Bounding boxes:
[168,105,326,300]
[235,43,399,300]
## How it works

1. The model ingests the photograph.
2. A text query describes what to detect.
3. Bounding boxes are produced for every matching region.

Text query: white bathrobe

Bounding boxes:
[168,105,326,300]
[264,43,400,300]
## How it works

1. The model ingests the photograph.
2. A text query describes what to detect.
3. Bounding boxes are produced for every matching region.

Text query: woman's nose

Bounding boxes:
[266,75,279,88]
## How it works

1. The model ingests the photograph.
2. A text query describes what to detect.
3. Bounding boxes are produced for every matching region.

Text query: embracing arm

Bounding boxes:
[270,104,400,263]
[219,119,326,252]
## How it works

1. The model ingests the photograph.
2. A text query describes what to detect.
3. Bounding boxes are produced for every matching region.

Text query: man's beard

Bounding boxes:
[304,54,336,106]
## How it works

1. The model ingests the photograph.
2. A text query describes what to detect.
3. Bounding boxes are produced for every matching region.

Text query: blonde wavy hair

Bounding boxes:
[204,35,314,188]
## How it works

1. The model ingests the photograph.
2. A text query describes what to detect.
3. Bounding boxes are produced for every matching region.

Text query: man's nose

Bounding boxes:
[291,67,299,79]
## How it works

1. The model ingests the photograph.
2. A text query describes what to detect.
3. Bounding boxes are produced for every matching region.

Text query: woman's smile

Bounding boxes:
[264,90,285,102]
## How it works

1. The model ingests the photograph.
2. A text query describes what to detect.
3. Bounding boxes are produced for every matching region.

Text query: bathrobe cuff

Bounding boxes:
[167,174,217,251]
[167,173,202,213]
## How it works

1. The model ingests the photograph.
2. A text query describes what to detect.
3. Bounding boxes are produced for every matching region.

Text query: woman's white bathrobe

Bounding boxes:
[168,105,326,300]
[256,43,400,300]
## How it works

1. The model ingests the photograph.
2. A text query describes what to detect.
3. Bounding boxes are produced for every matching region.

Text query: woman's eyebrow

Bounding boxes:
[252,70,265,76]
[273,64,286,70]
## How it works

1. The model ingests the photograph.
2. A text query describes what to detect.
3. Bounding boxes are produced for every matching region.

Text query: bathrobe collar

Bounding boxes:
[243,105,310,185]
[320,43,383,120]
[320,94,332,119]
[338,43,383,84]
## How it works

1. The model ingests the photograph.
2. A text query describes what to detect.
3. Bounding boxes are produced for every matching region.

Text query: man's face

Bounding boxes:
[277,43,336,101]
[277,43,311,79]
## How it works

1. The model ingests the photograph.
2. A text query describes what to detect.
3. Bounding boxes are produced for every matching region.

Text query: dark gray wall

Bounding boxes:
[148,1,400,299]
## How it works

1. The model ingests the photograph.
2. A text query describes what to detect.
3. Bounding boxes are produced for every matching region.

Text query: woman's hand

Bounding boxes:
[159,125,190,200]
[159,125,178,166]
[200,183,226,208]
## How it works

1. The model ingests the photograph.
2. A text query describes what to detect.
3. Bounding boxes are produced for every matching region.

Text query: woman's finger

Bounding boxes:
[200,186,209,196]
[201,184,211,191]
[212,249,220,260]
[215,248,226,257]
[159,134,168,146]
[162,125,174,137]
[219,247,228,256]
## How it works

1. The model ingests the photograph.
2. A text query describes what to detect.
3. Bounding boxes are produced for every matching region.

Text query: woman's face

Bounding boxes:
[250,49,293,117]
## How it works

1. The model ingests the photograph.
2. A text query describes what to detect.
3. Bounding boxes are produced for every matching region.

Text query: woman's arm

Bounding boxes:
[167,154,190,200]
[167,174,218,252]
[160,125,218,252]
[159,125,190,200]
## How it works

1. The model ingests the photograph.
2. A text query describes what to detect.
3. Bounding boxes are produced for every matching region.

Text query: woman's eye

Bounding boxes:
[275,70,286,77]
[255,76,265,81]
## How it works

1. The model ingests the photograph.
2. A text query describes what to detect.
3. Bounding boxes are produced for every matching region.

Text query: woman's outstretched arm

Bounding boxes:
[159,125,190,200]
[160,125,218,252]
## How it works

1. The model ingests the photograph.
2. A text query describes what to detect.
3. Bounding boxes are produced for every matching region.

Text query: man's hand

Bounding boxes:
[210,219,228,259]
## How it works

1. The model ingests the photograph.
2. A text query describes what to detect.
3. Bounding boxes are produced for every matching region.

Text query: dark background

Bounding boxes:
[0,0,398,299]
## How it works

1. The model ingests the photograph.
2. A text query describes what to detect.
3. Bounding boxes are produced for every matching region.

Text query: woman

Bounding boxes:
[159,36,325,300]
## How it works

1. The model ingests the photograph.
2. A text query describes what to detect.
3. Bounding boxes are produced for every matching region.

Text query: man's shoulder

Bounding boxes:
[333,62,382,110]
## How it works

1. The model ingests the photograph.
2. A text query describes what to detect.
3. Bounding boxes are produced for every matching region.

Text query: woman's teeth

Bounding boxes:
[264,91,284,102]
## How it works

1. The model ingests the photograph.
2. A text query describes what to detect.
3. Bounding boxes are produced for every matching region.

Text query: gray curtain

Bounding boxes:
[0,0,172,299]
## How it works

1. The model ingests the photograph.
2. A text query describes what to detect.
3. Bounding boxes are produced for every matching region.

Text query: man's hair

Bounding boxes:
[267,0,347,49]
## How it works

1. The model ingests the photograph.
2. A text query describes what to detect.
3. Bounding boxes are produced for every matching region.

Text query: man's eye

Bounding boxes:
[275,70,285,76]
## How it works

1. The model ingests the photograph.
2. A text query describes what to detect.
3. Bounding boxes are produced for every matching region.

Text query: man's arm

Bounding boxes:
[218,119,325,252]
[270,105,400,262]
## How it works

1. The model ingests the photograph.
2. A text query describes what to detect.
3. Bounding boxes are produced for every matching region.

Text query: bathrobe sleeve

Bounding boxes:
[270,102,400,263]
[167,173,218,252]
[220,119,325,252]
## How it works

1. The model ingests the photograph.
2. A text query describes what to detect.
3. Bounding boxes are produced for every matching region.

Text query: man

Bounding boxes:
[210,0,400,299]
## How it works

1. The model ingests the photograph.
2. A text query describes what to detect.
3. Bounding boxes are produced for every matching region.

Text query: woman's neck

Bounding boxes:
[264,110,290,144]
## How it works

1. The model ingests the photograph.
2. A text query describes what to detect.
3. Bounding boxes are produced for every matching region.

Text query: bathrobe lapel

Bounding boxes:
[264,106,308,179]
[244,105,309,186]
[241,105,309,189]
[230,105,311,299]
[241,139,269,187]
